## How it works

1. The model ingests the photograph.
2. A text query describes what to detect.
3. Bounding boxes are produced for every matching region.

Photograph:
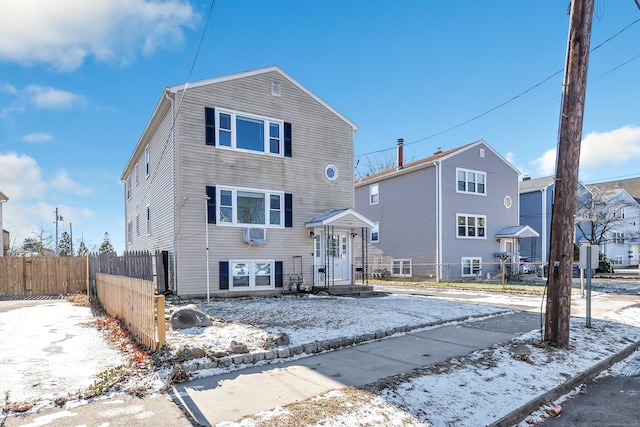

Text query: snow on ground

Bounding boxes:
[0,300,125,403]
[2,291,640,427]
[216,313,640,427]
[166,294,507,354]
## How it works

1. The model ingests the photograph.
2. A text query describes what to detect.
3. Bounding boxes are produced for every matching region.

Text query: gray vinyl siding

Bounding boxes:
[440,143,520,278]
[172,71,354,296]
[519,190,545,262]
[355,167,438,278]
[124,103,175,258]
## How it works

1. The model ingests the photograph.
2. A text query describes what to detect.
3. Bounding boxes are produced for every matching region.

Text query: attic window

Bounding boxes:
[271,82,281,97]
[480,148,485,158]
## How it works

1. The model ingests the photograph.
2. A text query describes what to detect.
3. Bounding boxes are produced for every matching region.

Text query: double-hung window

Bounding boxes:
[127,220,132,244]
[371,222,380,243]
[461,257,482,276]
[213,108,284,155]
[218,186,284,227]
[457,214,486,238]
[126,176,131,200]
[457,168,486,195]
[370,183,379,205]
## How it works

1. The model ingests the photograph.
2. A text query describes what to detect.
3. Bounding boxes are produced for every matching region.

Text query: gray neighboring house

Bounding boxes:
[354,140,537,281]
[121,66,373,297]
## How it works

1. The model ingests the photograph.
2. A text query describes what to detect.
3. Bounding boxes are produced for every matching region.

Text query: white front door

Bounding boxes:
[327,232,350,280]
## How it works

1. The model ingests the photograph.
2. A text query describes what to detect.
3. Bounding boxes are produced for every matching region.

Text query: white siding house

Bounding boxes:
[121,66,373,297]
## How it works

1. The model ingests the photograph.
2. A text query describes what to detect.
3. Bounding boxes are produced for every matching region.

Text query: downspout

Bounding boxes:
[165,90,178,294]
[435,160,442,282]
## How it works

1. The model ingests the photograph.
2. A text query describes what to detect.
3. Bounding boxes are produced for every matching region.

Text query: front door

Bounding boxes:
[321,231,349,283]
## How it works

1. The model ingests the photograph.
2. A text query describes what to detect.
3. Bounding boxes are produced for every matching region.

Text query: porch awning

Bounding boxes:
[306,208,375,229]
[496,225,540,239]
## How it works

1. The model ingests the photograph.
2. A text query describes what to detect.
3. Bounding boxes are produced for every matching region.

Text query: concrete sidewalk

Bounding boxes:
[172,311,543,426]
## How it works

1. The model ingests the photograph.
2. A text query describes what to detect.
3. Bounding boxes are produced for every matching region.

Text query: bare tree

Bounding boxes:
[575,186,636,246]
[355,153,401,180]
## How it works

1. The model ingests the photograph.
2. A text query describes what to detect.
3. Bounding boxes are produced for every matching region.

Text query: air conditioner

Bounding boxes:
[243,228,266,245]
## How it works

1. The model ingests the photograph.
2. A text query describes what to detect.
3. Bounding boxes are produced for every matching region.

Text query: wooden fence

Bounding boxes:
[95,273,165,351]
[0,256,87,296]
[88,251,168,299]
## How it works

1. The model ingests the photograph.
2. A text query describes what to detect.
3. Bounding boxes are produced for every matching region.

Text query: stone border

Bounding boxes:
[182,310,513,374]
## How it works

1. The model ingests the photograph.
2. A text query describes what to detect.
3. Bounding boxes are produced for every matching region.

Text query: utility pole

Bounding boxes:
[54,207,63,255]
[545,0,594,348]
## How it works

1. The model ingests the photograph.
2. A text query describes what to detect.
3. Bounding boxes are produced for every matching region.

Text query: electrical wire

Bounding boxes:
[355,17,640,161]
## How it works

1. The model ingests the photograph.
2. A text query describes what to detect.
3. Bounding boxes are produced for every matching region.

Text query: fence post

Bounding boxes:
[155,294,166,348]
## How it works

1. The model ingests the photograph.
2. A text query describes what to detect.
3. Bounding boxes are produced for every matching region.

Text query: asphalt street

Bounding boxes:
[542,356,640,426]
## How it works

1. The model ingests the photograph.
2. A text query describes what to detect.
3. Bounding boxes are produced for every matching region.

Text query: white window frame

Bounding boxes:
[370,222,380,243]
[613,255,623,265]
[134,163,139,186]
[612,232,625,244]
[391,259,411,277]
[457,168,486,195]
[144,146,150,178]
[217,185,284,228]
[135,213,140,235]
[461,257,482,277]
[126,176,131,201]
[215,108,284,156]
[127,220,132,244]
[369,183,379,205]
[146,205,151,236]
[457,214,486,239]
[228,260,275,290]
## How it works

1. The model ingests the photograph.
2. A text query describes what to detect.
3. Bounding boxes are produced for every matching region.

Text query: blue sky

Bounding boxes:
[1,0,639,253]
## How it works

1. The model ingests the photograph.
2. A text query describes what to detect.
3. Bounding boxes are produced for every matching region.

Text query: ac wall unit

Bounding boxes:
[243,228,266,245]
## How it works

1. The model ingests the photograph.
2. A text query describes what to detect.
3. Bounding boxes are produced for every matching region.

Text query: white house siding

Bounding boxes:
[601,190,640,267]
[439,143,520,279]
[124,103,176,265]
[355,166,438,278]
[171,71,354,296]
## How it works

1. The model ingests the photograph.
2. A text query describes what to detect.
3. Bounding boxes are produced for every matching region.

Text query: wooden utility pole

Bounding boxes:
[545,0,594,348]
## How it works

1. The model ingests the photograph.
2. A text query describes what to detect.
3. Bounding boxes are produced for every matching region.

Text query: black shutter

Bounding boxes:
[206,186,216,224]
[205,107,216,146]
[285,193,293,227]
[275,261,283,288]
[219,261,229,290]
[284,122,292,157]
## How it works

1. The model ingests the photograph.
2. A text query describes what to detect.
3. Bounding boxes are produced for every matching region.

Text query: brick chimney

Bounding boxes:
[397,138,404,170]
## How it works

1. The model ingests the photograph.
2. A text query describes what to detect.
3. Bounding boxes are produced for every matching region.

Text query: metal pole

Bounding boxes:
[204,195,211,303]
[586,245,592,328]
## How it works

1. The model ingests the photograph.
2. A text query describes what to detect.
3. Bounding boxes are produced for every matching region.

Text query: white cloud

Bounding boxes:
[0,152,95,245]
[532,148,557,176]
[25,85,85,110]
[0,0,197,71]
[22,132,54,143]
[580,126,640,167]
[1,84,85,114]
[531,126,640,178]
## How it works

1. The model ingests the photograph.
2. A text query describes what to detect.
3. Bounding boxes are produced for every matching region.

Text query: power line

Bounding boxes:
[355,17,640,161]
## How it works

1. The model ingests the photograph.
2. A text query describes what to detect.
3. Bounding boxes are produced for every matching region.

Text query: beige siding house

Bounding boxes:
[121,66,373,297]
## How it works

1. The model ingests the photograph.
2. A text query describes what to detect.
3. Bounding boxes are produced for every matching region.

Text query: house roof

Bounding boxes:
[588,177,640,201]
[519,176,555,193]
[0,191,8,202]
[355,140,518,185]
[121,66,356,180]
[496,225,540,238]
[306,208,375,229]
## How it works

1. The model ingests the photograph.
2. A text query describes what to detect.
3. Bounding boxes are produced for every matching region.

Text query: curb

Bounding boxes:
[490,338,640,427]
[181,310,514,374]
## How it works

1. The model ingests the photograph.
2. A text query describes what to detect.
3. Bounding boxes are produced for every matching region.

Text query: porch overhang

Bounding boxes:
[496,225,540,239]
[306,208,375,229]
